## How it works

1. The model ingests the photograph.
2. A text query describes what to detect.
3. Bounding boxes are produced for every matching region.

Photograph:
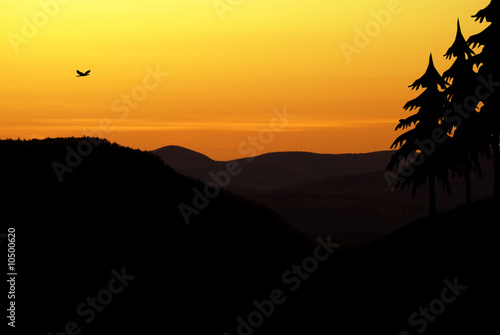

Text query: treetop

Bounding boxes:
[409,54,448,91]
[444,19,475,60]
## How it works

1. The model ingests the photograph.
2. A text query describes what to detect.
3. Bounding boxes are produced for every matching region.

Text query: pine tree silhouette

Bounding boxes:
[468,0,500,199]
[387,54,451,216]
[442,19,490,204]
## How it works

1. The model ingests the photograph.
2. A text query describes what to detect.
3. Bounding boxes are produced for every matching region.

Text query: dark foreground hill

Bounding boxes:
[263,197,498,334]
[0,138,310,334]
[0,138,496,334]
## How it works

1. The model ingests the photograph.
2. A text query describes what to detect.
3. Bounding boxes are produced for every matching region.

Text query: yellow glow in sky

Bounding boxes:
[0,0,490,160]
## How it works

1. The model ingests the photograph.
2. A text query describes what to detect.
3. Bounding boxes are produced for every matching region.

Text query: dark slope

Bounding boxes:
[262,198,498,334]
[248,160,494,246]
[152,146,394,194]
[0,138,311,334]
[1,138,496,334]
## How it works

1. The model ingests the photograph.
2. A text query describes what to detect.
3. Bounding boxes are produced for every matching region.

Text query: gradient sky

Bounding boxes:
[0,0,489,160]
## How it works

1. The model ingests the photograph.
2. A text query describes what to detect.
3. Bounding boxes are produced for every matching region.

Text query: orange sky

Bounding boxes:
[0,0,489,160]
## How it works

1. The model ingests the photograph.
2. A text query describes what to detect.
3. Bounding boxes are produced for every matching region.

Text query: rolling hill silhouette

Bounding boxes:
[262,197,497,335]
[0,137,310,334]
[152,145,394,194]
[0,138,495,334]
[154,144,215,167]
[153,145,494,246]
[248,159,494,246]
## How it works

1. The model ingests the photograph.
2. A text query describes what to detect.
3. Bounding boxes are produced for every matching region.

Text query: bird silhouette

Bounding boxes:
[76,70,91,77]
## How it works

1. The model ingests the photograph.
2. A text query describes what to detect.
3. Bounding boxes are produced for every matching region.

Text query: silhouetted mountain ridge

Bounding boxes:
[0,137,310,333]
[152,145,395,193]
[154,144,215,164]
[1,138,495,334]
[153,145,494,246]
[248,158,494,246]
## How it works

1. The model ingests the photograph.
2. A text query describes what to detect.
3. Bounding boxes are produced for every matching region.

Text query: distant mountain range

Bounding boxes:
[152,145,495,246]
[152,145,395,194]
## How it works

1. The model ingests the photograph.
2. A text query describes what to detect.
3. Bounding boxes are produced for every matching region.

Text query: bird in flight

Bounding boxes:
[76,70,91,77]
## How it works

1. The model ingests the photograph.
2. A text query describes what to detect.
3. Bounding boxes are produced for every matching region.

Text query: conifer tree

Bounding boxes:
[387,55,451,215]
[443,19,490,204]
[468,0,500,198]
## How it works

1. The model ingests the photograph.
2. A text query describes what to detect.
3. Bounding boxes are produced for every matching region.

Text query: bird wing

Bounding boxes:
[84,70,90,75]
[77,70,84,75]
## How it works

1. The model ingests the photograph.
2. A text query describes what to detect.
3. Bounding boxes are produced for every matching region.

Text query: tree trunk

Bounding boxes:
[464,168,472,205]
[429,173,436,216]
